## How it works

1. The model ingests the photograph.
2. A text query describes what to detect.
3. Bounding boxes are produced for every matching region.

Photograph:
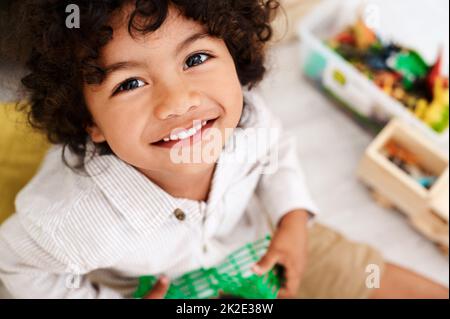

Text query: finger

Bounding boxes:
[145,276,170,299]
[277,287,294,299]
[284,275,301,297]
[252,251,280,275]
[281,262,301,297]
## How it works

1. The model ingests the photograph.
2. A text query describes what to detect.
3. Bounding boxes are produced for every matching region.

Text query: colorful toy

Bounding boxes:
[358,119,449,255]
[133,235,282,299]
[382,140,438,190]
[427,49,448,92]
[388,51,429,90]
[354,18,377,50]
[327,18,449,134]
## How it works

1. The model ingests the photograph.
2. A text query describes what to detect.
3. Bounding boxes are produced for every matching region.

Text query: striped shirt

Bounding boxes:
[0,89,318,298]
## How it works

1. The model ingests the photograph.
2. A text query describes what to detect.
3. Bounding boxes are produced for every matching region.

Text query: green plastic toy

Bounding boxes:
[389,51,429,89]
[133,235,282,299]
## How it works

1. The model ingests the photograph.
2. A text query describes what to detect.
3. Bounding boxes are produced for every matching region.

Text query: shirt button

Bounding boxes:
[173,208,186,221]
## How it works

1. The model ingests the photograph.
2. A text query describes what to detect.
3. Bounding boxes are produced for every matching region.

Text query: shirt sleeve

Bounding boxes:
[250,92,320,228]
[0,215,123,299]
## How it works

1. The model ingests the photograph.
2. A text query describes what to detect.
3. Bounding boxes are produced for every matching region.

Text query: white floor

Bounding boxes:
[259,41,449,286]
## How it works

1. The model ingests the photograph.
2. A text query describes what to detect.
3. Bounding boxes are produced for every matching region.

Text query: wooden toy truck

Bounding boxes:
[357,119,449,255]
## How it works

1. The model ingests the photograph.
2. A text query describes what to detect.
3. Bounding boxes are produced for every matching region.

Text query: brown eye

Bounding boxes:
[184,53,211,69]
[114,78,145,95]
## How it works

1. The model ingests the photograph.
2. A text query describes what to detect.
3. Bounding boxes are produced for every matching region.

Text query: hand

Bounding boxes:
[144,276,170,299]
[252,210,309,298]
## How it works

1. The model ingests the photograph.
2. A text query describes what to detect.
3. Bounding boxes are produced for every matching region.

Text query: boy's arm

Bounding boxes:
[254,112,319,227]
[0,215,123,299]
[253,209,309,298]
[253,134,315,298]
[250,93,319,297]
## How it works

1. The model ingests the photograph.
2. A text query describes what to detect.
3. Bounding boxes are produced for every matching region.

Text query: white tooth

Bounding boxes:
[187,127,197,136]
[202,120,207,126]
[178,131,189,139]
[163,137,170,142]
[169,123,203,141]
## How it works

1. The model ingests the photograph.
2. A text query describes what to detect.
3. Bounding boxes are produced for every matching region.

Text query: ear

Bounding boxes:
[86,124,106,143]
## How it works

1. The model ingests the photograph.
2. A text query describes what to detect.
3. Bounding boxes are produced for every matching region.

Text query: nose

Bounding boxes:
[153,77,201,120]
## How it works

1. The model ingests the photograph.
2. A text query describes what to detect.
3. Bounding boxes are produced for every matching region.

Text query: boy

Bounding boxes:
[0,0,447,298]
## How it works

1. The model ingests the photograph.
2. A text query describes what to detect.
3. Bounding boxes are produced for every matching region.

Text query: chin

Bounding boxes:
[166,161,217,175]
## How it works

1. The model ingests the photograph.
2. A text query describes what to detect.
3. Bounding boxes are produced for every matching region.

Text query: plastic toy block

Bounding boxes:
[133,235,282,299]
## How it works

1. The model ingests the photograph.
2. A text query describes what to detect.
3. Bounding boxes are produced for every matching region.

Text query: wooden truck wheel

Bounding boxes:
[370,190,395,210]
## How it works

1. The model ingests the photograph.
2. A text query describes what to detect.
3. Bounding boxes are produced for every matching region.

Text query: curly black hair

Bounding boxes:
[18,0,281,168]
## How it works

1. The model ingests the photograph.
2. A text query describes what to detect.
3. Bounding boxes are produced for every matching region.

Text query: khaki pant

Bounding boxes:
[297,223,385,299]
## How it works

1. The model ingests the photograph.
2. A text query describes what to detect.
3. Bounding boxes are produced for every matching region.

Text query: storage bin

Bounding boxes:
[297,0,449,150]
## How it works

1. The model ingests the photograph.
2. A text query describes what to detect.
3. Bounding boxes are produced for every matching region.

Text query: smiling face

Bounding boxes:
[83,5,244,178]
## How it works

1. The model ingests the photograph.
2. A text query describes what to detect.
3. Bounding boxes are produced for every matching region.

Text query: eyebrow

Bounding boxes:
[103,61,145,76]
[102,31,211,78]
[175,31,210,54]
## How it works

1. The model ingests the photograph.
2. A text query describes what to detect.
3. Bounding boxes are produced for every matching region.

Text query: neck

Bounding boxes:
[139,165,216,202]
